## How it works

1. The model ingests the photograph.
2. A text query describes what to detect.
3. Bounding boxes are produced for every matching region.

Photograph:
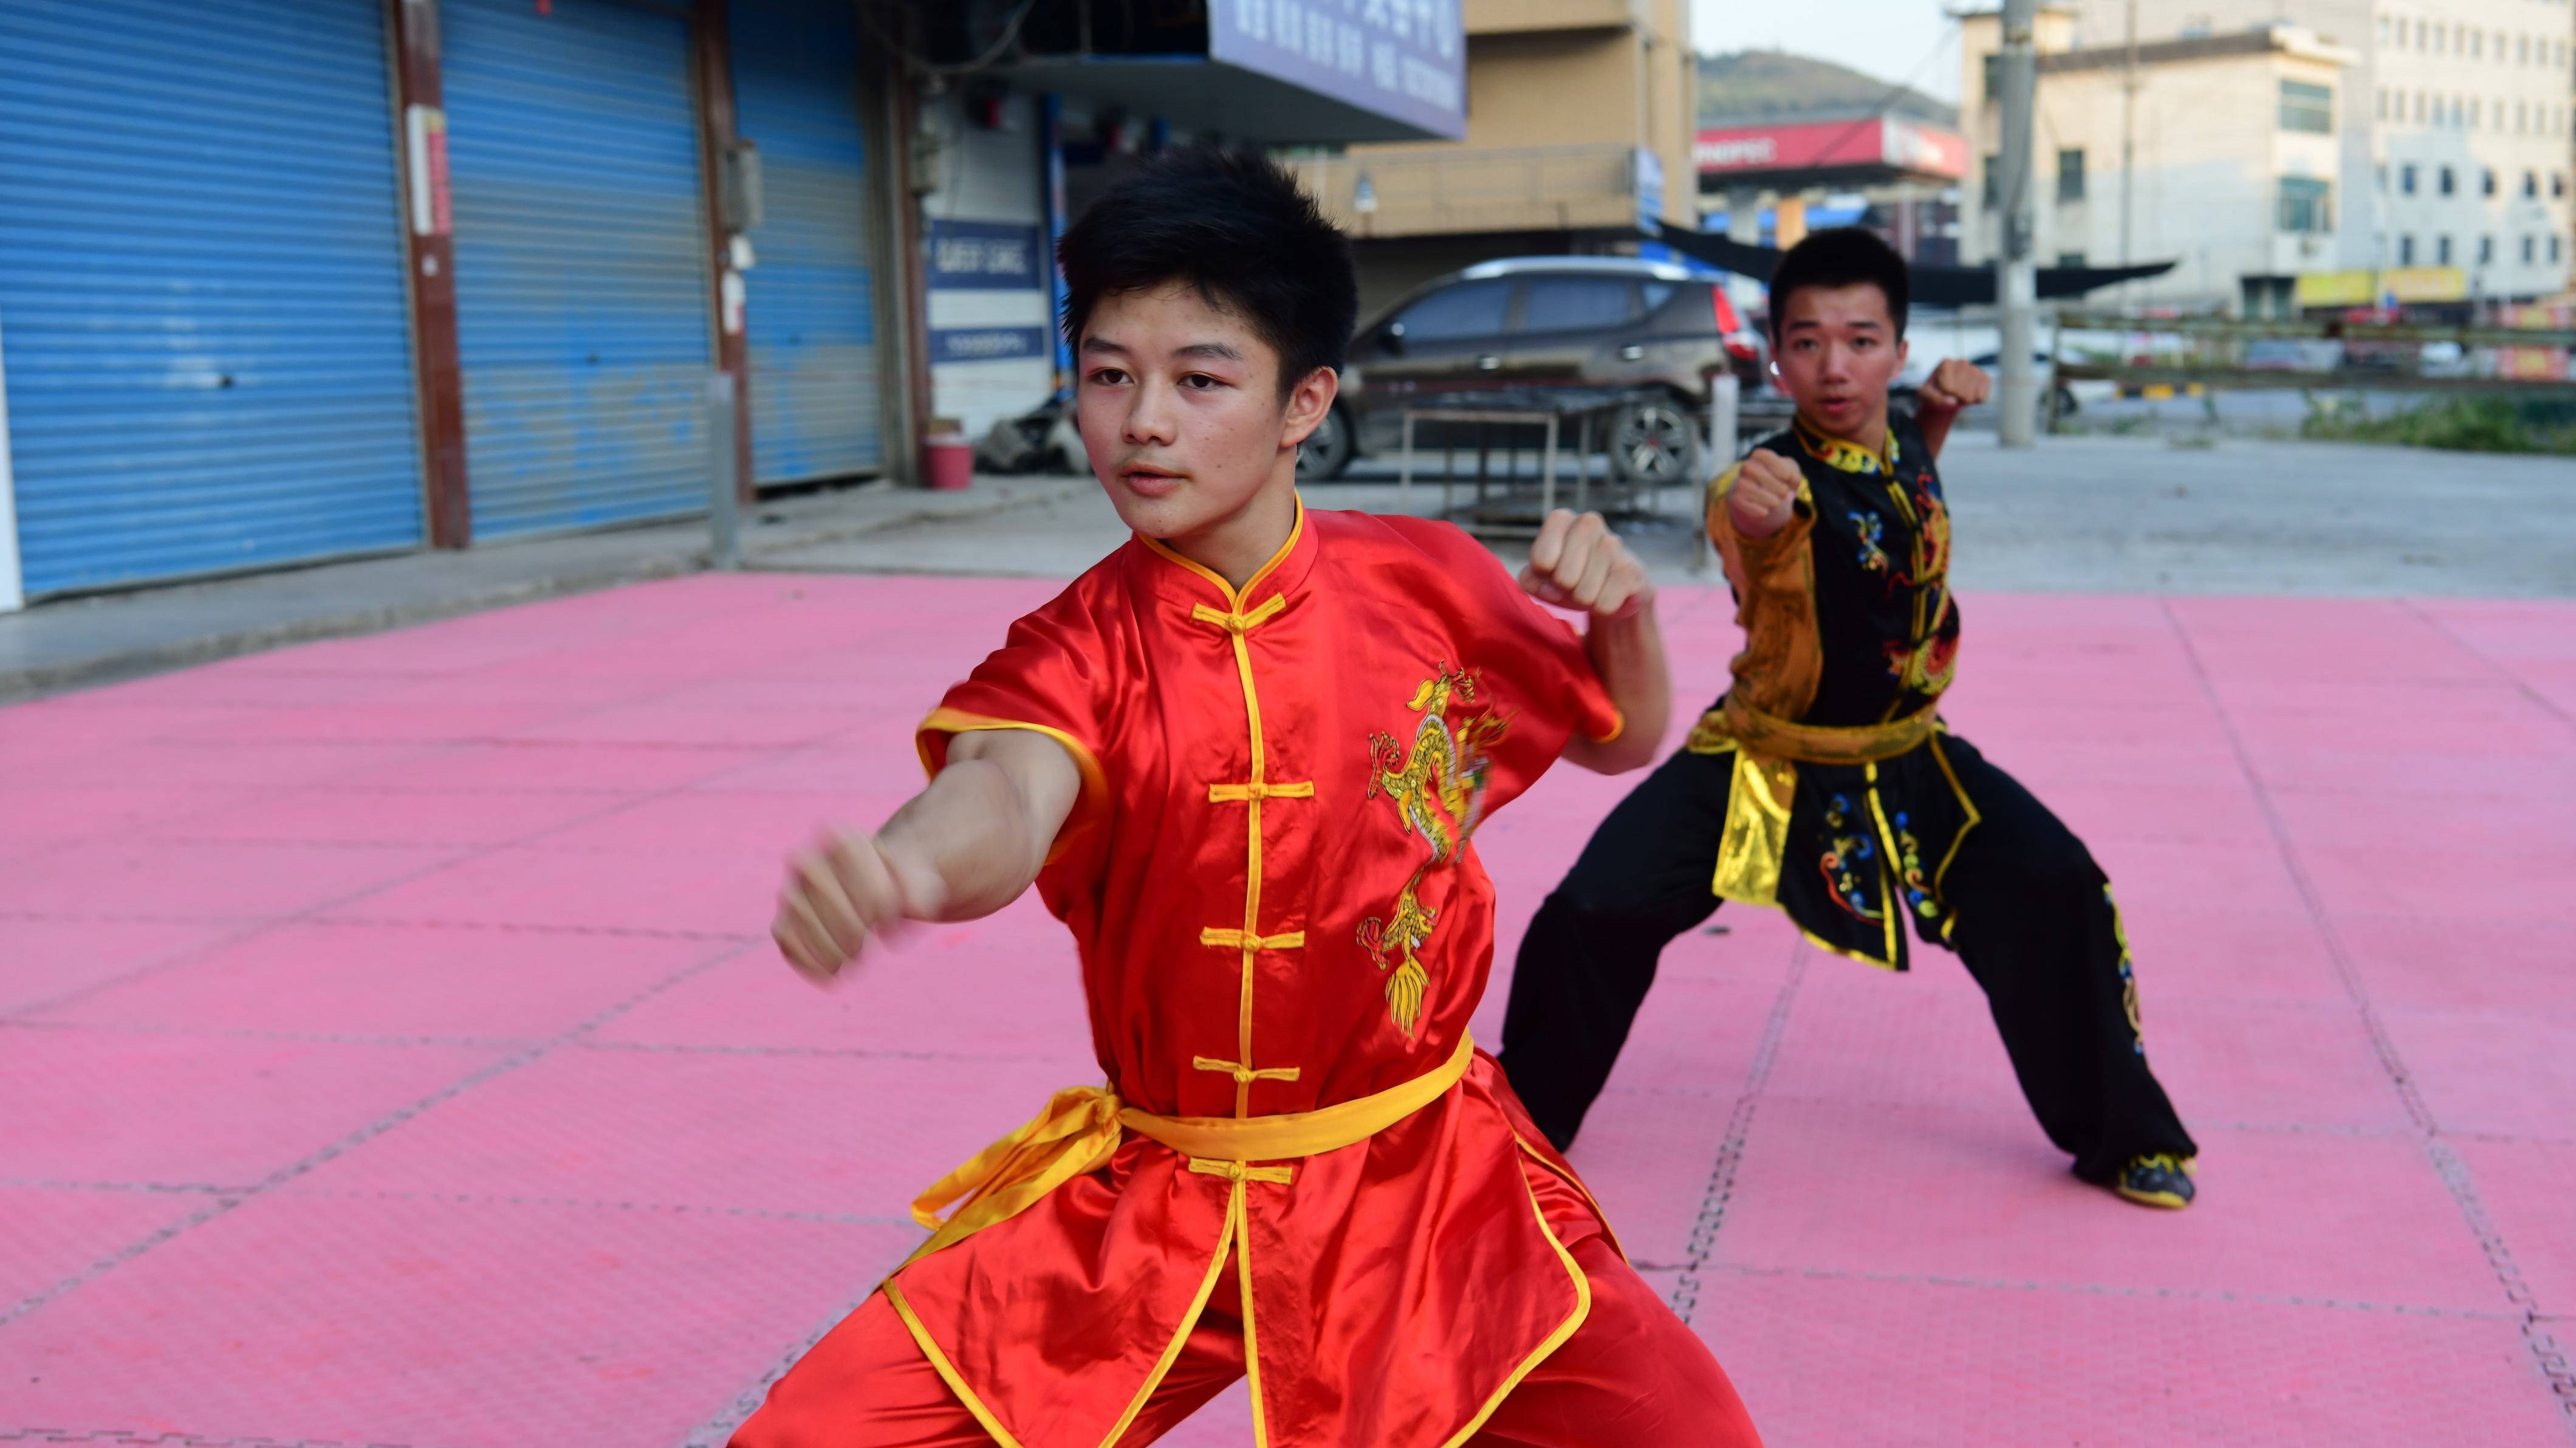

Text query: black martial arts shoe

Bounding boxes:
[2112,1153,2197,1209]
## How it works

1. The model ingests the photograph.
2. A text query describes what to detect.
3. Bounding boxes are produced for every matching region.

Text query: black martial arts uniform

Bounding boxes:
[1499,416,2195,1188]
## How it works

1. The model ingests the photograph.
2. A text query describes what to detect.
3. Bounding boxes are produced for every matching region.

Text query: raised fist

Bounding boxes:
[1725,448,1802,540]
[1519,509,1652,620]
[1917,357,1992,413]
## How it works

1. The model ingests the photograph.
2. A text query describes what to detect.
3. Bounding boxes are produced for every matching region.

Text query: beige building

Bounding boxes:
[1958,12,2357,313]
[1284,0,1697,315]
[2043,0,2575,305]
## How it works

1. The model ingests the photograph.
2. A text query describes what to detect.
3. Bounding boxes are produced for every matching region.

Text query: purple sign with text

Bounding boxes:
[1210,0,1465,140]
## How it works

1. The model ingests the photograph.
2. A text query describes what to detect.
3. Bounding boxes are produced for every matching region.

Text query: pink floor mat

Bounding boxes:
[4,571,2572,1446]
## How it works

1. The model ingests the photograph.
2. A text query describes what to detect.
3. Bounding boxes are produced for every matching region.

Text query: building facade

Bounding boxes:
[0,0,1462,609]
[1958,13,2362,314]
[1281,0,1697,318]
[2026,0,2575,310]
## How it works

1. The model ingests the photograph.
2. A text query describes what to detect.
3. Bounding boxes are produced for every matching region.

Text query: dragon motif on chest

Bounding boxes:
[1359,664,1509,1041]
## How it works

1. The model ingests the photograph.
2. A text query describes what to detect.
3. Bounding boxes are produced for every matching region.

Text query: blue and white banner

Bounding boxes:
[927,219,1045,292]
[930,325,1053,365]
[1210,0,1465,140]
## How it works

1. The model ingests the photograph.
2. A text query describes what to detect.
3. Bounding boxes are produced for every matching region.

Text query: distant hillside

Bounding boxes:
[1697,50,1959,129]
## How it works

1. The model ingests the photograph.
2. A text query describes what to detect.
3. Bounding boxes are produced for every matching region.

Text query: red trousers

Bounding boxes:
[733,1235,1759,1447]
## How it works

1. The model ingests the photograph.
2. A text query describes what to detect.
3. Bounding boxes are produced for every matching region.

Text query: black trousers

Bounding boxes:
[1497,738,2197,1185]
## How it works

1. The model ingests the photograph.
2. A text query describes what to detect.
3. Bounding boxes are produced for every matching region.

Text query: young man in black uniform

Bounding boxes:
[1498,228,2199,1209]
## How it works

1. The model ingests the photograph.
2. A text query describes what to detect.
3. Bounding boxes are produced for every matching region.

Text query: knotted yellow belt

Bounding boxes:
[905,1033,1478,1264]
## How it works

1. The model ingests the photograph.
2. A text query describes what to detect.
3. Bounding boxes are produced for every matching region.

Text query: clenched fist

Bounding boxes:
[1725,448,1803,540]
[1520,509,1652,620]
[772,828,913,986]
[1916,357,1992,414]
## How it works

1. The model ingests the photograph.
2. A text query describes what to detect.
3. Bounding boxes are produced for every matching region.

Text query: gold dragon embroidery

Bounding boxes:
[1360,663,1509,1040]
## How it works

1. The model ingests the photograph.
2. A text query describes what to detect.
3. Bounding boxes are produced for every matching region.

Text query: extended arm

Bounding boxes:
[1518,509,1670,775]
[771,727,1083,986]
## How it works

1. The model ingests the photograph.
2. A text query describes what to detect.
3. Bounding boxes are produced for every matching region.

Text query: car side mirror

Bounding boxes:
[1379,322,1406,356]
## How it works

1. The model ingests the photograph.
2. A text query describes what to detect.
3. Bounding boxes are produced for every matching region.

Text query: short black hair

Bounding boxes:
[1057,145,1357,397]
[1767,227,1910,341]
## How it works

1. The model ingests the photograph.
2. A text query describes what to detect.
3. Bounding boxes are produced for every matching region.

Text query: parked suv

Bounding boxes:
[1300,256,1769,484]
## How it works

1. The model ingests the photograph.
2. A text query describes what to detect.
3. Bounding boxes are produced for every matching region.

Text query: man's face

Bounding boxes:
[1772,282,1908,441]
[1075,281,1332,540]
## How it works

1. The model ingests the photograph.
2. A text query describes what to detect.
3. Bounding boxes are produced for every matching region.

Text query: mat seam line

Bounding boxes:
[2161,595,2576,1428]
[1669,938,1812,1325]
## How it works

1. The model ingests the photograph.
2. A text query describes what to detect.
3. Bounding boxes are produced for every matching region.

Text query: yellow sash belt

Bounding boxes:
[1717,692,1940,766]
[905,1034,1478,1263]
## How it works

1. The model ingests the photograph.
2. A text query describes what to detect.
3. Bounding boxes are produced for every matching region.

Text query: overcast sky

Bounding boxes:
[1689,0,1964,105]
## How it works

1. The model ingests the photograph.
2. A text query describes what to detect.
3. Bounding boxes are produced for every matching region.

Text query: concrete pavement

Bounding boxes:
[0,474,1093,705]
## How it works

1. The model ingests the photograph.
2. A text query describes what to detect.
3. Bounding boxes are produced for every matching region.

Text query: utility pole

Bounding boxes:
[1996,0,2040,447]
[2120,0,2137,306]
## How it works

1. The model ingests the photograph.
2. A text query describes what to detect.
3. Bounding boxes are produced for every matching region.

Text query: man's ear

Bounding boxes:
[1894,336,1910,374]
[1281,365,1339,447]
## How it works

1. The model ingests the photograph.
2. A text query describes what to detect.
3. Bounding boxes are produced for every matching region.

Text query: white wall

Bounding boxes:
[921,91,1057,437]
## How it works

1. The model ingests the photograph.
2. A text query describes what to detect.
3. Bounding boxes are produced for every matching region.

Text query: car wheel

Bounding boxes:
[1297,405,1354,480]
[1606,395,1701,490]
[2049,383,2079,421]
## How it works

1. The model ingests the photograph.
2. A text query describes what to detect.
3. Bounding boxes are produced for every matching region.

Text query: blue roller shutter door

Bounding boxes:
[728,0,885,485]
[440,0,714,538]
[0,0,423,597]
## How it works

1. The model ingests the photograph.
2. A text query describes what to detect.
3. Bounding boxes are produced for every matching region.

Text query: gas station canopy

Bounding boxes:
[1696,116,1969,191]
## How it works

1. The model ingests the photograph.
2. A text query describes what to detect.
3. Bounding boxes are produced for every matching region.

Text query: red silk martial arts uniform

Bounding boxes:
[733,503,1761,1448]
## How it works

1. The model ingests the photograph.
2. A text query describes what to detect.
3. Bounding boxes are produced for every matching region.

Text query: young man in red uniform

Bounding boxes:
[1498,228,2199,1210]
[734,148,1762,1447]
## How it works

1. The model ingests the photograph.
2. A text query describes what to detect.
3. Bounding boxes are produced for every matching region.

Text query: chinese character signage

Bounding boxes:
[1211,0,1465,140]
[928,219,1045,292]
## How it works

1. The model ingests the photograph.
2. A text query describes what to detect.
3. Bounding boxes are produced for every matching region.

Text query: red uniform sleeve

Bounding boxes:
[915,583,1117,862]
[1379,516,1621,805]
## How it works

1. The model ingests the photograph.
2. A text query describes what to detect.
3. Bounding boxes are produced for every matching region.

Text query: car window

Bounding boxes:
[1519,276,1642,333]
[1394,280,1511,341]
[1641,281,1677,314]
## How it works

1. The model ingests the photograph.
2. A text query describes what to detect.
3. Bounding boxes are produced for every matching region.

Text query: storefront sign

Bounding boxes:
[928,219,1044,292]
[930,326,1052,365]
[1210,0,1465,140]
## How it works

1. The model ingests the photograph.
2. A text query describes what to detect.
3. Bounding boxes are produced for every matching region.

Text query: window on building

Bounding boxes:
[2553,235,2564,264]
[1981,53,2000,103]
[2057,148,2087,202]
[2437,235,2453,264]
[2400,235,2416,264]
[2413,91,2425,123]
[2056,251,2088,268]
[2414,18,2425,49]
[2485,168,2499,197]
[2401,163,2418,195]
[2280,79,2334,133]
[2469,98,2481,129]
[2472,29,2482,58]
[2525,234,2538,264]
[2278,177,2333,233]
[1518,277,1643,334]
[2434,21,2445,52]
[2519,35,2531,64]
[2555,173,2567,199]
[1981,154,2000,210]
[2480,235,2495,264]
[2439,165,2456,196]
[2377,87,2388,120]
[2527,171,2542,198]
[2376,162,2388,193]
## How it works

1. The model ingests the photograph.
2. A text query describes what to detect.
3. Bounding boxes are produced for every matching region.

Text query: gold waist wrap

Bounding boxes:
[905,1034,1478,1263]
[1713,692,1940,766]
[1688,695,1942,910]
